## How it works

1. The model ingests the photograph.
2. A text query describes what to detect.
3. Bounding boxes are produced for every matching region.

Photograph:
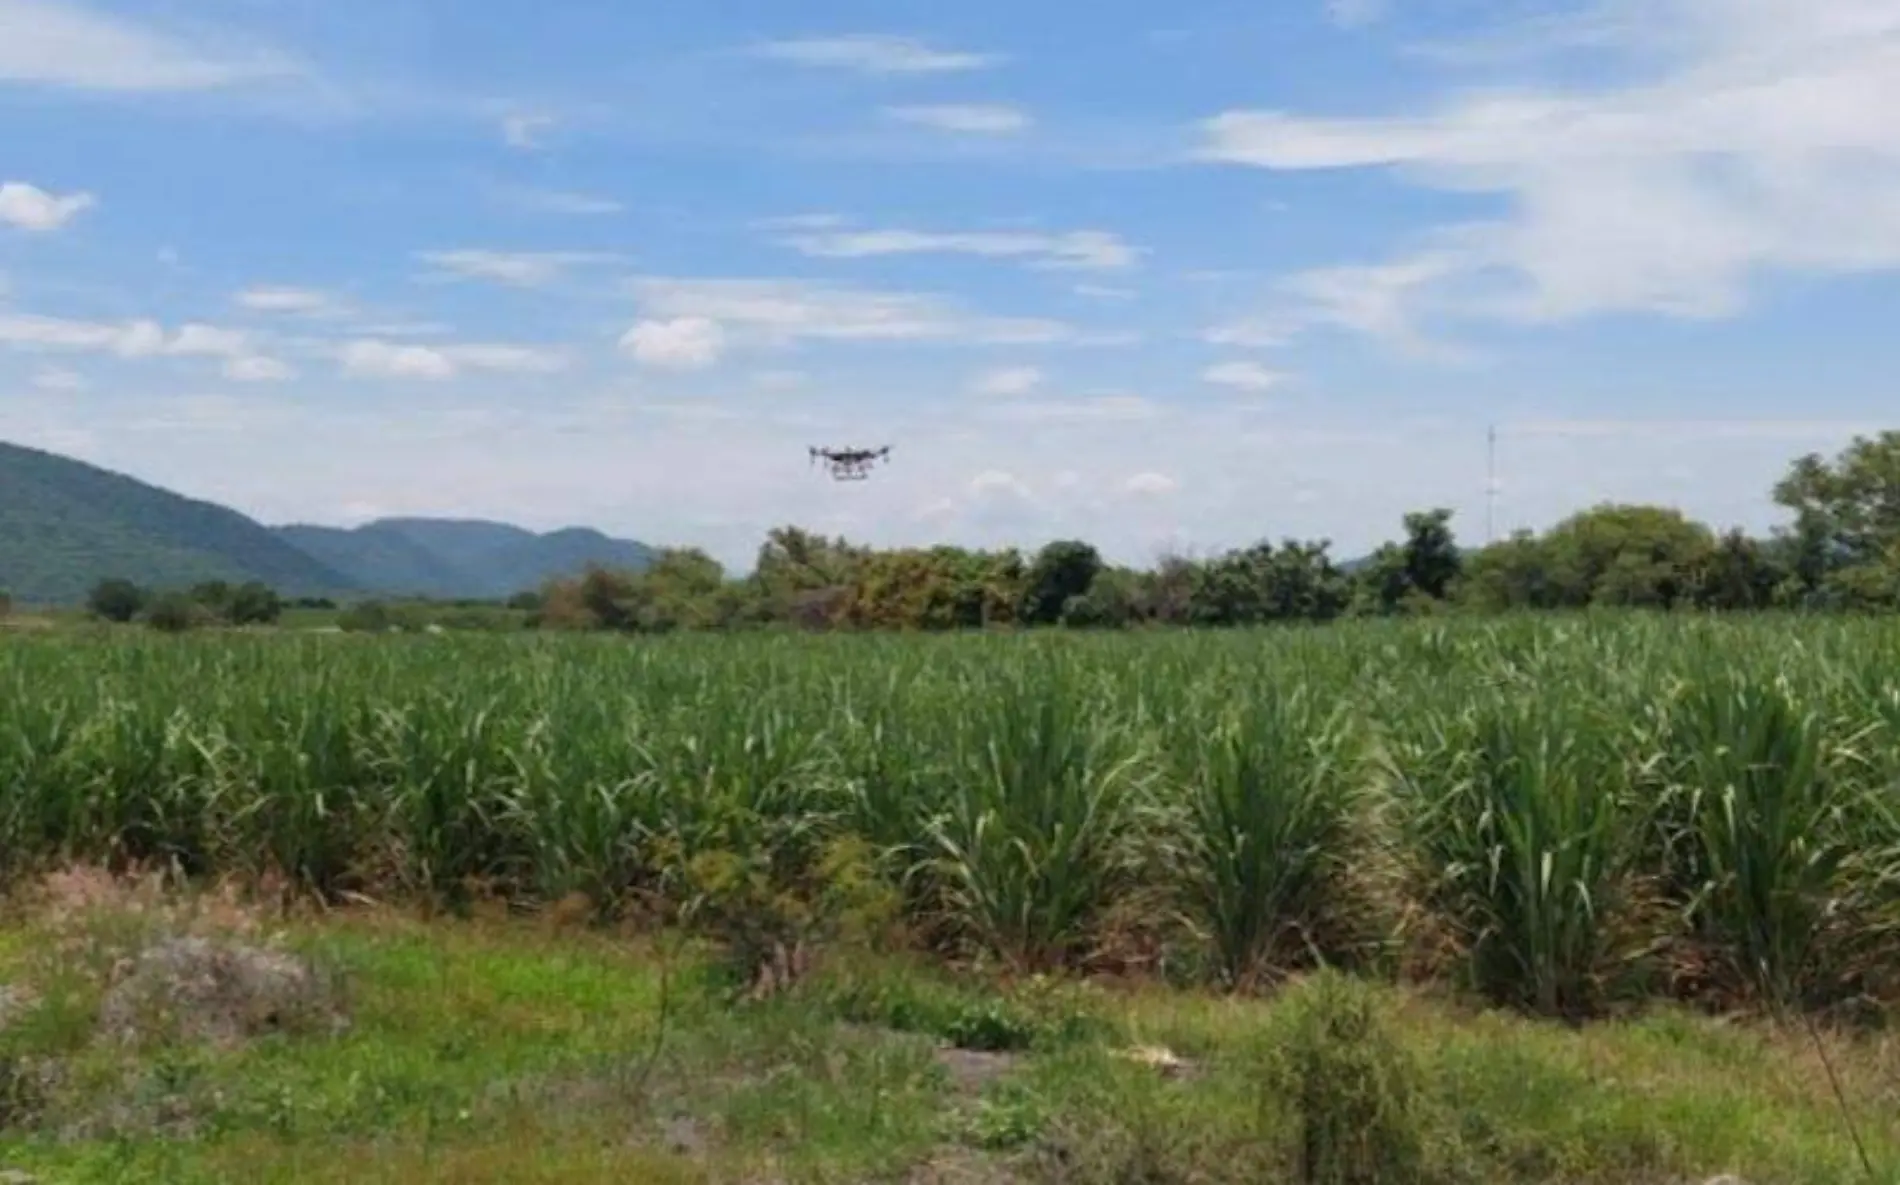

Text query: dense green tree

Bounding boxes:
[1401,509,1462,600]
[1187,540,1349,626]
[1772,433,1900,608]
[145,591,210,633]
[1459,531,1558,612]
[228,581,284,625]
[1540,504,1715,609]
[1693,529,1785,611]
[86,578,146,623]
[1020,540,1103,625]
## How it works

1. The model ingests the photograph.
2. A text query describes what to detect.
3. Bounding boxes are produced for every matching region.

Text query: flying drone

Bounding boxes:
[810,445,893,482]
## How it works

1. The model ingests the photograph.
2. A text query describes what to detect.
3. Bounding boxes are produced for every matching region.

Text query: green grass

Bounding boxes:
[4,896,1899,1183]
[5,616,1900,1022]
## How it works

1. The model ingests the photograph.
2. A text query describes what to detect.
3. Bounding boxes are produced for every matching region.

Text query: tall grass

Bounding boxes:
[5,617,1900,1016]
[1167,685,1366,987]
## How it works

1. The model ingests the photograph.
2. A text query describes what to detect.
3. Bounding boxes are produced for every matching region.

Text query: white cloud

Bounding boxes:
[778,227,1140,270]
[31,366,84,392]
[0,314,168,357]
[1325,0,1386,28]
[753,34,999,74]
[1201,317,1297,349]
[167,323,249,358]
[340,341,456,380]
[1503,418,1885,442]
[417,249,622,288]
[0,0,297,91]
[0,181,95,231]
[0,312,301,381]
[1199,0,1900,342]
[224,355,295,382]
[1125,471,1180,496]
[970,470,1032,498]
[752,369,808,391]
[1074,284,1136,300]
[501,113,555,149]
[440,344,568,373]
[338,339,566,381]
[982,395,1161,423]
[500,187,624,216]
[884,104,1030,134]
[1203,360,1288,392]
[620,317,726,369]
[236,286,349,317]
[629,276,1074,347]
[974,366,1044,396]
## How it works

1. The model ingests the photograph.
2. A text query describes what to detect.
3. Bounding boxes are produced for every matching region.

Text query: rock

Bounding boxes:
[661,1115,707,1156]
[0,1168,40,1184]
[1112,1044,1194,1079]
[97,936,346,1047]
[934,1047,1020,1094]
[0,984,35,1033]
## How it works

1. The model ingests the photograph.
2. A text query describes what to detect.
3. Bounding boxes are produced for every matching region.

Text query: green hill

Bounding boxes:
[0,440,361,605]
[273,517,657,599]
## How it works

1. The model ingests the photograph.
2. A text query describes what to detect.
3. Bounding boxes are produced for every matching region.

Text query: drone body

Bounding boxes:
[810,445,893,482]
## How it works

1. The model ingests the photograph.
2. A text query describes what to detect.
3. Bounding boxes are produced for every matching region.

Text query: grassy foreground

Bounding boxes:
[7,618,1900,1018]
[0,872,1894,1184]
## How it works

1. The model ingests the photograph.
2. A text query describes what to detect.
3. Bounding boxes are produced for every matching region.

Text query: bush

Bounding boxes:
[144,591,211,633]
[87,577,146,623]
[227,581,283,626]
[1260,971,1432,1185]
[337,600,395,632]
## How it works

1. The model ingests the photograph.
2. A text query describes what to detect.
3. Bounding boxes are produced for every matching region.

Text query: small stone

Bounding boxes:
[97,935,346,1047]
[661,1115,706,1156]
[1114,1044,1193,1079]
[0,984,33,1032]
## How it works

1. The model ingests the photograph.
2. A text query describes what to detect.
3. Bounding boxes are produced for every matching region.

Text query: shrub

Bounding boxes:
[145,591,212,633]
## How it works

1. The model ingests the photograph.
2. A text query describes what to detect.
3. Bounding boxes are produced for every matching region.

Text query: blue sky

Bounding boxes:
[2,0,1896,568]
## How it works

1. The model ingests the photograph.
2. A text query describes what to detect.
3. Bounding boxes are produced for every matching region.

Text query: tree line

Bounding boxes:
[533,431,1900,632]
[34,429,1900,633]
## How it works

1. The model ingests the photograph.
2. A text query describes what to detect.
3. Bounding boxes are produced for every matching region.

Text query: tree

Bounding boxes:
[1459,531,1557,611]
[87,578,146,623]
[1540,504,1715,609]
[145,590,210,632]
[338,600,396,632]
[1772,432,1900,605]
[190,580,236,620]
[1401,509,1462,601]
[227,581,283,625]
[1693,528,1785,611]
[1020,540,1102,625]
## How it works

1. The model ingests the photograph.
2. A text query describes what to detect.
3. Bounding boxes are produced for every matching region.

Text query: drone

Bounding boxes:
[810,445,892,482]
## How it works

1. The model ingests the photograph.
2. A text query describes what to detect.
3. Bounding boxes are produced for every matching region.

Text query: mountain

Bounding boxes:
[0,440,360,605]
[271,517,657,599]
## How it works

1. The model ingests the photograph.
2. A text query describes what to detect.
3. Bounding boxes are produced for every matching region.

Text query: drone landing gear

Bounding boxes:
[809,445,892,482]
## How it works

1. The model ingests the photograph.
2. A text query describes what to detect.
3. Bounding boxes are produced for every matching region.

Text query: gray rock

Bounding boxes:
[0,984,33,1032]
[0,1168,41,1185]
[98,936,346,1047]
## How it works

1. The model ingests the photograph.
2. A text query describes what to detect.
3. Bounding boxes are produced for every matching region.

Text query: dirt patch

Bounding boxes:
[98,936,347,1048]
[906,1146,1026,1184]
[0,986,36,1034]
[933,1047,1022,1095]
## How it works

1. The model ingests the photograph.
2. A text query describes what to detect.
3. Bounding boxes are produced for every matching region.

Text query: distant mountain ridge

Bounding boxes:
[0,440,359,605]
[273,517,657,600]
[0,438,657,605]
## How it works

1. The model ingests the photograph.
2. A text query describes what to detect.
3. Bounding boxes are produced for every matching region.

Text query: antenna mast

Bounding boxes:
[1486,424,1498,545]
